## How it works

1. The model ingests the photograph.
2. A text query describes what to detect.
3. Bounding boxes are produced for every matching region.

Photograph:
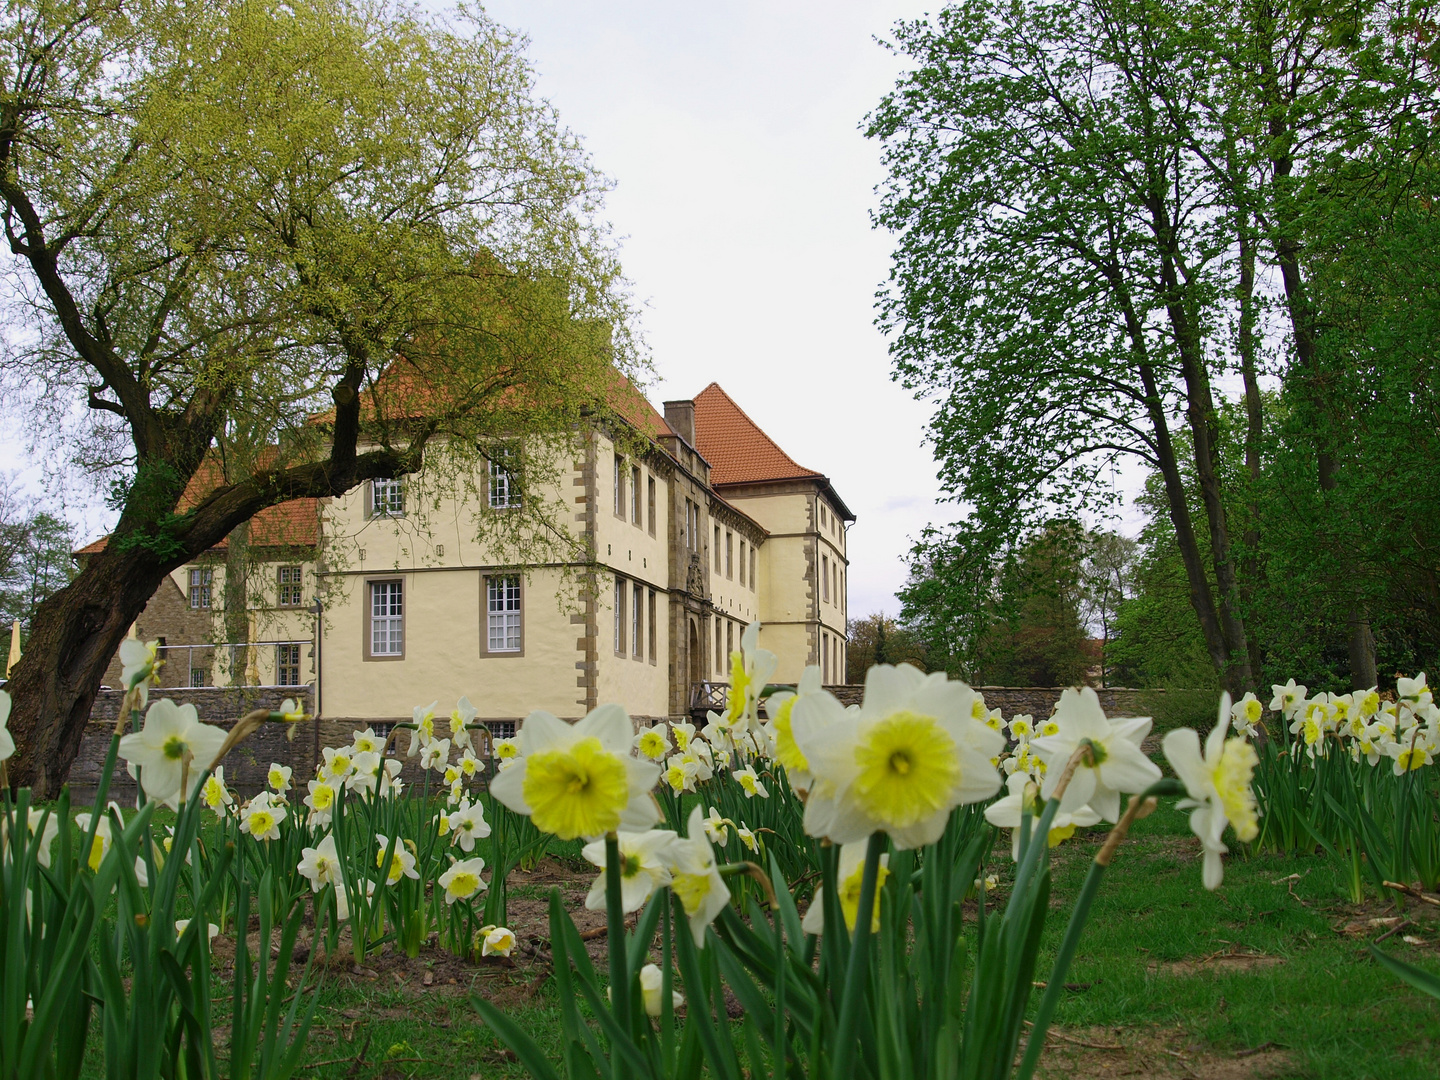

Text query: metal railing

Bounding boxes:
[690,681,729,711]
[151,640,312,690]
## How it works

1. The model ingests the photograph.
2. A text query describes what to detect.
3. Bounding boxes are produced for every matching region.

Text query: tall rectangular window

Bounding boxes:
[648,589,657,662]
[190,668,210,688]
[714,525,722,572]
[489,446,520,509]
[725,531,733,579]
[822,632,829,683]
[614,455,626,517]
[632,582,643,659]
[487,576,522,653]
[278,566,303,606]
[715,619,722,673]
[726,620,733,660]
[739,541,746,586]
[369,580,403,657]
[614,576,626,654]
[371,478,405,517]
[188,567,212,609]
[647,477,656,535]
[822,555,830,601]
[631,466,642,524]
[276,643,302,686]
[750,548,757,592]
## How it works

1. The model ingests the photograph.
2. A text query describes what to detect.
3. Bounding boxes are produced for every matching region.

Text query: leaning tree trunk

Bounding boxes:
[4,544,171,798]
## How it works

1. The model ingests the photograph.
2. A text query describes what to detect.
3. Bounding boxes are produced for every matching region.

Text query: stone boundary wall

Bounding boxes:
[823,684,1214,723]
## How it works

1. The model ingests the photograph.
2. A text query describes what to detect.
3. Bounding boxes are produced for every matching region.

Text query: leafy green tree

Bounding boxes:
[845,613,928,684]
[0,0,640,794]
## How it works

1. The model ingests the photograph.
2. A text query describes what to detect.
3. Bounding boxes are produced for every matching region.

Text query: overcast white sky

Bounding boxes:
[480,0,952,617]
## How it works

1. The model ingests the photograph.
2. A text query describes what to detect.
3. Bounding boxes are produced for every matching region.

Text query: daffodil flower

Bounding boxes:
[669,722,696,752]
[175,919,219,944]
[701,806,732,844]
[119,638,160,704]
[459,748,483,777]
[298,834,344,891]
[2,806,61,868]
[732,766,768,799]
[1230,693,1263,738]
[201,767,235,815]
[638,963,684,1016]
[635,725,671,761]
[1030,687,1161,823]
[1162,693,1260,890]
[240,792,286,841]
[304,779,336,824]
[667,806,731,948]
[351,727,383,754]
[1269,679,1307,718]
[1290,696,1332,757]
[764,666,822,790]
[1384,729,1436,775]
[118,699,228,809]
[581,828,677,914]
[448,799,492,851]
[450,696,478,750]
[493,736,519,761]
[439,857,488,904]
[0,690,12,762]
[75,810,116,872]
[984,772,1100,860]
[793,664,1005,849]
[346,750,382,793]
[375,834,420,884]
[322,745,355,783]
[268,762,293,794]
[664,754,698,794]
[408,702,438,757]
[736,825,758,852]
[724,621,778,731]
[489,704,660,841]
[275,698,307,724]
[378,758,405,799]
[479,925,516,957]
[801,841,891,936]
[420,738,451,771]
[1007,714,1034,740]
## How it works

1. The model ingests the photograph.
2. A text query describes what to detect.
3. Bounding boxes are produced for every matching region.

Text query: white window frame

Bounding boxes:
[486,575,522,653]
[371,478,405,517]
[188,567,212,610]
[369,580,404,658]
[631,465,642,524]
[632,582,643,659]
[278,565,303,607]
[614,575,626,654]
[276,642,302,686]
[489,446,520,509]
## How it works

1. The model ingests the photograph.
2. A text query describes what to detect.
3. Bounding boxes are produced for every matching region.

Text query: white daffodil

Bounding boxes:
[1162,693,1260,890]
[444,764,462,787]
[118,699,228,808]
[702,709,735,751]
[732,765,768,799]
[1269,679,1307,718]
[448,799,492,851]
[297,834,343,892]
[1398,673,1432,709]
[322,745,355,783]
[1354,687,1383,722]
[447,778,465,805]
[638,963,684,1017]
[201,767,235,816]
[346,750,383,793]
[765,666,825,792]
[667,806,731,947]
[489,704,661,841]
[351,727,383,754]
[793,663,1005,849]
[736,825,757,853]
[801,841,891,936]
[723,621,778,733]
[663,754,698,794]
[1030,687,1161,823]
[119,638,160,704]
[669,722,696,753]
[174,919,220,944]
[492,736,519,762]
[3,807,61,868]
[984,772,1100,860]
[408,702,439,756]
[449,696,477,750]
[439,857,488,904]
[1230,693,1264,738]
[1290,696,1332,757]
[1007,714,1035,741]
[582,828,677,914]
[304,779,337,824]
[239,792,286,841]
[375,834,419,884]
[0,690,12,762]
[378,758,405,799]
[635,725,671,762]
[480,925,516,957]
[420,738,451,772]
[1384,729,1437,776]
[267,762,293,794]
[701,807,732,844]
[686,740,715,780]
[75,808,119,871]
[459,748,484,778]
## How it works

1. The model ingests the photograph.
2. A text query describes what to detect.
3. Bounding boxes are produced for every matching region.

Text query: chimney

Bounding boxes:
[663,399,695,446]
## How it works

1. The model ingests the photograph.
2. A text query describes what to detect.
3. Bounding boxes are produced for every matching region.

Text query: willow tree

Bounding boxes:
[1,0,640,795]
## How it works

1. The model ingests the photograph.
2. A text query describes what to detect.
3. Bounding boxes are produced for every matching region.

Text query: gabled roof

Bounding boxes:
[692,383,822,486]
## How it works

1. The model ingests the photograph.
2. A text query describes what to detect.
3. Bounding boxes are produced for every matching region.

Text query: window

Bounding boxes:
[632,582,643,659]
[613,455,626,517]
[725,531,733,579]
[486,576,522,653]
[822,555,830,602]
[277,643,302,686]
[648,589,657,662]
[715,619,722,673]
[371,478,405,517]
[750,548,757,592]
[684,499,697,552]
[822,632,829,683]
[739,541,746,586]
[714,525,722,572]
[631,466,642,524]
[647,477,656,535]
[489,445,520,509]
[726,620,733,660]
[820,503,827,528]
[190,668,209,688]
[487,719,517,741]
[188,568,212,609]
[278,566,303,606]
[369,580,404,657]
[614,576,626,654]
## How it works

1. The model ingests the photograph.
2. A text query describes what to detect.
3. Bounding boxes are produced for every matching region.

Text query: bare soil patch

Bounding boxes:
[1152,947,1285,977]
[1035,1024,1291,1079]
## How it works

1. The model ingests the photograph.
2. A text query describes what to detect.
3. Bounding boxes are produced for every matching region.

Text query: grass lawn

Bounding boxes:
[219,805,1440,1080]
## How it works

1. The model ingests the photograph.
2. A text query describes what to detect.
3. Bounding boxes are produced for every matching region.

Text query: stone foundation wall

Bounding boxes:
[824,684,1215,726]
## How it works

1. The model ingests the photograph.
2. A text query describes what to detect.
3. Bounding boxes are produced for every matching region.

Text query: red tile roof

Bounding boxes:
[692,383,822,486]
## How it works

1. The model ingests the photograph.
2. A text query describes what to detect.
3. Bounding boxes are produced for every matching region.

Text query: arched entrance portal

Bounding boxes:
[688,619,701,707]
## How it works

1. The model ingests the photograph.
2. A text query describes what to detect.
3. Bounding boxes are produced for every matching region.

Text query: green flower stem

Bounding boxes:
[831,830,886,1080]
[604,832,629,1054]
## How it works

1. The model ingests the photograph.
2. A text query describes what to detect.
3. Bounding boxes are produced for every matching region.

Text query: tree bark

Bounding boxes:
[224,519,250,686]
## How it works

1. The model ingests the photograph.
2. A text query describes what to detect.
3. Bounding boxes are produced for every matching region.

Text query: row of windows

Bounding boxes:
[820,554,845,608]
[369,449,520,520]
[713,525,757,591]
[188,567,306,610]
[613,455,658,535]
[366,575,523,659]
[818,499,842,542]
[177,642,305,688]
[614,575,659,663]
[820,630,844,685]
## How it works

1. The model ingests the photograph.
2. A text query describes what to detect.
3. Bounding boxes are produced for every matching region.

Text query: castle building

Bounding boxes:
[84,382,853,735]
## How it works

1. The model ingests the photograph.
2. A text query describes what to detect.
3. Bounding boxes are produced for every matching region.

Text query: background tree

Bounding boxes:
[845,612,928,684]
[0,0,640,795]
[0,490,75,643]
